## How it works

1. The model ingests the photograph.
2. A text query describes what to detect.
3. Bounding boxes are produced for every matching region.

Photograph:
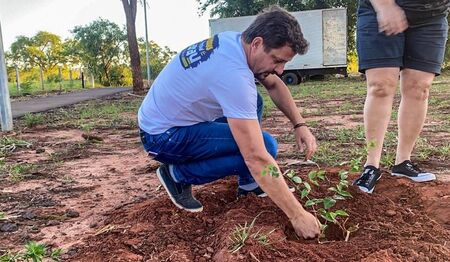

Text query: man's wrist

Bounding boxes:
[293,122,307,129]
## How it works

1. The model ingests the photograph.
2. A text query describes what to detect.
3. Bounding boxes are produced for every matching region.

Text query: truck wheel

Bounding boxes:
[281,72,299,85]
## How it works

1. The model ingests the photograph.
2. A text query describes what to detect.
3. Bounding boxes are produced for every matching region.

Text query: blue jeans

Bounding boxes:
[139,93,278,186]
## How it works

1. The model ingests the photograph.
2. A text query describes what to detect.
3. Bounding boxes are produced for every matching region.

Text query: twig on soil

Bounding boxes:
[94,224,116,236]
[249,252,261,262]
[126,92,145,98]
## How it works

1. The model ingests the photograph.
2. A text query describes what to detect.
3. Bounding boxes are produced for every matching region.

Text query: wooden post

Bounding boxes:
[0,21,13,131]
[81,71,85,89]
[15,64,20,93]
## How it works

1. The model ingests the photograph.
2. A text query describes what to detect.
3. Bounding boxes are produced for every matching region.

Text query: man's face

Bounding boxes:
[250,38,295,81]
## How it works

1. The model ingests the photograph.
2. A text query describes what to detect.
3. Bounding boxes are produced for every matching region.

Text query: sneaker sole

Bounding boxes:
[257,187,295,198]
[391,172,436,182]
[156,168,204,213]
[356,174,382,194]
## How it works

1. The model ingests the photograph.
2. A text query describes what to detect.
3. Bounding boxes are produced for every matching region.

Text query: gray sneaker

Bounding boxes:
[156,164,203,212]
[391,160,436,182]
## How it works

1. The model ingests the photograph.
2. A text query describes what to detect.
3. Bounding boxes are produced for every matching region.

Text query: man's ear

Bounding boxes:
[251,37,264,49]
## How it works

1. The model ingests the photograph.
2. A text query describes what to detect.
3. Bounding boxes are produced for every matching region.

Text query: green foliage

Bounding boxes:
[228,212,275,253]
[72,18,127,86]
[8,32,64,72]
[284,166,358,242]
[0,242,62,262]
[0,137,32,157]
[138,39,176,80]
[108,65,133,86]
[261,164,279,177]
[23,113,44,128]
[24,242,46,262]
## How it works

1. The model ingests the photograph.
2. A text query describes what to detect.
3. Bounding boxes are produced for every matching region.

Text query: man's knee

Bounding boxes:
[367,78,397,98]
[263,132,278,158]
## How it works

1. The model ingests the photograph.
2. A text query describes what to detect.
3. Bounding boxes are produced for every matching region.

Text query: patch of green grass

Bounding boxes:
[0,137,32,157]
[9,79,85,97]
[334,126,365,143]
[228,212,274,253]
[0,241,63,262]
[380,151,396,168]
[23,113,45,127]
[8,163,36,182]
[312,141,344,165]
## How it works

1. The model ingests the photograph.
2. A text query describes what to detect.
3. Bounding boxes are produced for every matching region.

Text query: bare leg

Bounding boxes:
[396,69,434,164]
[364,68,400,168]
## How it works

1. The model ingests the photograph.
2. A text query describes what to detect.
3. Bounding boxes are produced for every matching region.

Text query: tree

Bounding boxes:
[122,0,144,94]
[138,39,176,78]
[8,31,65,90]
[72,19,127,86]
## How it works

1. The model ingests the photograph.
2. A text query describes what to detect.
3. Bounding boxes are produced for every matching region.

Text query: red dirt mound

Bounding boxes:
[68,168,450,262]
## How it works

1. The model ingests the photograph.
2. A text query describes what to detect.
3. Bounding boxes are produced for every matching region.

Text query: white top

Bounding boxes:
[138,31,258,135]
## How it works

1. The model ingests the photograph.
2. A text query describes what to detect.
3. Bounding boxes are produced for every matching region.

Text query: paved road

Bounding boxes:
[11,87,132,118]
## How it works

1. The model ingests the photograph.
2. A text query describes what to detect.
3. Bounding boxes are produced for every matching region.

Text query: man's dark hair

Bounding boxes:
[242,5,309,55]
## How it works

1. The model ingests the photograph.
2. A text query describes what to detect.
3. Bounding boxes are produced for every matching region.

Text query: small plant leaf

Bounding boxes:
[334,210,349,217]
[308,171,317,181]
[337,190,352,198]
[339,170,349,180]
[300,188,309,199]
[305,198,323,207]
[332,194,346,200]
[323,197,336,209]
[317,170,326,180]
[303,182,311,191]
[284,170,295,178]
[322,211,337,223]
[292,176,302,184]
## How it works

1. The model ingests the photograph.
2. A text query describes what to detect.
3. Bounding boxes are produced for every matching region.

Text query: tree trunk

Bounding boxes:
[122,0,144,94]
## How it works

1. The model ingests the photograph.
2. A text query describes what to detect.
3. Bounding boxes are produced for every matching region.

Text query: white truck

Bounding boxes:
[209,8,347,85]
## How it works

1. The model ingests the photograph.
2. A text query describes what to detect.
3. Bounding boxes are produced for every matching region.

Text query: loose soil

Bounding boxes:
[1,93,449,261]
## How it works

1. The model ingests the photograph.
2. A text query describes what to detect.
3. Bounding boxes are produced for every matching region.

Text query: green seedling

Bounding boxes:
[0,250,23,262]
[0,242,62,262]
[24,241,46,262]
[23,113,44,128]
[228,212,275,253]
[283,167,357,242]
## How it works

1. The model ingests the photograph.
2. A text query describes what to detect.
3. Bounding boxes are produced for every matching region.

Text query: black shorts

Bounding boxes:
[356,5,449,75]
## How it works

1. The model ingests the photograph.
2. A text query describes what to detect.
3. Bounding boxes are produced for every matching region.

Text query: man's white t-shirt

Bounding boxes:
[138,31,258,135]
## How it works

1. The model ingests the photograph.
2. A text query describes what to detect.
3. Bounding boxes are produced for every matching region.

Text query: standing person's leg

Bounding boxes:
[364,68,399,168]
[391,16,448,181]
[396,69,434,163]
[353,2,404,193]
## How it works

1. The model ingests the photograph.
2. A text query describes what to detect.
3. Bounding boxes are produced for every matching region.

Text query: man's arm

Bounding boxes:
[369,0,408,35]
[227,117,319,239]
[259,74,317,159]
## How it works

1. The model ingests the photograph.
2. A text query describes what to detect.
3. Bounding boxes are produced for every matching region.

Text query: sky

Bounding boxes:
[0,0,212,53]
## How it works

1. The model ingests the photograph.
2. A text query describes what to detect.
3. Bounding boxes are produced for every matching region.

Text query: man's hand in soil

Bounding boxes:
[290,210,320,239]
[294,126,317,160]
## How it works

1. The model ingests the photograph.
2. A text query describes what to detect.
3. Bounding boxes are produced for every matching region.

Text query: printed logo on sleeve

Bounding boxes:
[179,35,219,69]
